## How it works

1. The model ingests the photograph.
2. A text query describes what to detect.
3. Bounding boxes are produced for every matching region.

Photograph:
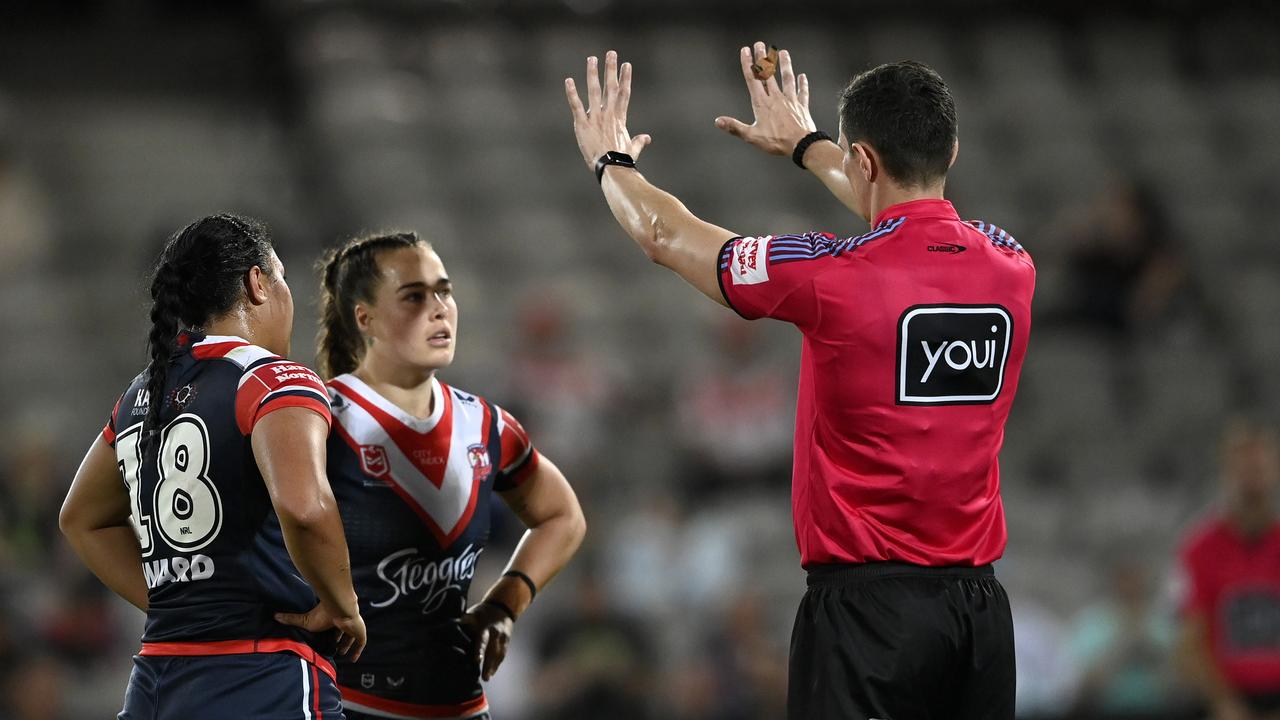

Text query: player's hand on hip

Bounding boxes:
[462,602,514,681]
[716,42,817,156]
[565,50,652,171]
[275,603,368,662]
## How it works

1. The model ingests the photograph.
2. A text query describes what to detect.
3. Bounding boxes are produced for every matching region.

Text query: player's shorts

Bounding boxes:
[339,684,490,720]
[788,562,1015,720]
[119,648,343,720]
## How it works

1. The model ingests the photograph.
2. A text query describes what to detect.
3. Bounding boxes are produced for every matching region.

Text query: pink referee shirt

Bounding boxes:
[717,199,1035,567]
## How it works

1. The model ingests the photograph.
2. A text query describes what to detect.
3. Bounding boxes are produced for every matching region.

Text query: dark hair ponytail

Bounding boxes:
[316,232,430,379]
[144,214,274,442]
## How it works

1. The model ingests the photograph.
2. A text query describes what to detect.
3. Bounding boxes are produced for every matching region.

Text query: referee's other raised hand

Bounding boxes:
[716,42,819,157]
[564,50,652,172]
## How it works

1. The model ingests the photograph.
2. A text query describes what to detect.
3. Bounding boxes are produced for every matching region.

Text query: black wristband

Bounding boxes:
[482,598,517,622]
[503,570,538,600]
[792,131,833,169]
[595,151,636,184]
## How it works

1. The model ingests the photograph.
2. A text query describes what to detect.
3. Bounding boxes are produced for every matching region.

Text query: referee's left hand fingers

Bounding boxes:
[779,49,797,98]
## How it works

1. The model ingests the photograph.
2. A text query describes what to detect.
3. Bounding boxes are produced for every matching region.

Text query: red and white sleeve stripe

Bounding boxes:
[235,360,332,435]
[494,405,540,491]
[102,394,123,446]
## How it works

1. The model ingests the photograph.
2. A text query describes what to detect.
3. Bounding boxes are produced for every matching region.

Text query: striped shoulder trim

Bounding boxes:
[765,217,908,266]
[966,220,1025,254]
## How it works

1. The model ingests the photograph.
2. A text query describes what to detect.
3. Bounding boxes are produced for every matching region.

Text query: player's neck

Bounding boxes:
[1229,503,1276,539]
[868,180,946,225]
[353,358,436,420]
[203,314,255,345]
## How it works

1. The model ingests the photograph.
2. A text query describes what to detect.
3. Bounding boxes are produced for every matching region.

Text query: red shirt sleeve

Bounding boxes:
[493,405,540,492]
[102,394,124,447]
[235,360,332,435]
[717,233,839,329]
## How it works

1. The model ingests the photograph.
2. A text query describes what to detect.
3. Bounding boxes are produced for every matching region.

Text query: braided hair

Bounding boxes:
[316,232,430,379]
[144,214,274,442]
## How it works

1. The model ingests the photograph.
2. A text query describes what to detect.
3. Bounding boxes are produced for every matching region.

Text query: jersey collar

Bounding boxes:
[873,198,959,228]
[333,372,446,433]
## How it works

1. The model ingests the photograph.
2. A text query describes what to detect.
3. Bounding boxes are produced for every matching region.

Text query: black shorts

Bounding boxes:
[788,562,1015,720]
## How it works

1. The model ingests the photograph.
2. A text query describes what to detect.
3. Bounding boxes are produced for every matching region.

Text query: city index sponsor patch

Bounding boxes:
[731,236,771,285]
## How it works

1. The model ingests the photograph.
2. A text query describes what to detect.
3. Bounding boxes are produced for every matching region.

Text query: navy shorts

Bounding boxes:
[119,652,344,720]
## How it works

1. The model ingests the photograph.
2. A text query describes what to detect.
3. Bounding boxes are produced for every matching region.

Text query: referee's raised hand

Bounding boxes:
[716,42,818,156]
[565,50,652,173]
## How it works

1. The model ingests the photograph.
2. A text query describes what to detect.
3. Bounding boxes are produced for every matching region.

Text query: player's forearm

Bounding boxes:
[482,512,585,618]
[802,140,859,213]
[62,524,149,611]
[1179,619,1241,704]
[278,506,360,619]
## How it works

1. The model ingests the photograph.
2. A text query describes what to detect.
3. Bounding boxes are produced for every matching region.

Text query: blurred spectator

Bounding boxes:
[1053,177,1192,338]
[529,566,656,720]
[0,432,67,570]
[1011,596,1078,718]
[1067,558,1177,716]
[0,121,54,276]
[0,653,69,720]
[661,592,787,720]
[674,319,793,501]
[1176,421,1280,720]
[39,572,119,670]
[504,295,617,477]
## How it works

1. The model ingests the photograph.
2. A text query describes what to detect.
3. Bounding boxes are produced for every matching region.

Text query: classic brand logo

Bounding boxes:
[360,445,390,478]
[730,236,771,285]
[897,305,1012,405]
[927,242,966,254]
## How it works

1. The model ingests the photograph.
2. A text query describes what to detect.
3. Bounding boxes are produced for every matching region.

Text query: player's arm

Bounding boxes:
[254,407,366,660]
[715,42,859,215]
[565,51,735,306]
[1178,611,1254,720]
[468,443,586,676]
[59,434,149,612]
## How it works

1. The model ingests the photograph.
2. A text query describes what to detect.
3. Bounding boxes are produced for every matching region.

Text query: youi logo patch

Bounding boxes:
[897,305,1012,405]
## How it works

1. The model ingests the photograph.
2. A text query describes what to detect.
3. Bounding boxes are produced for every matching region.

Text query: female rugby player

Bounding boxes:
[59,214,365,719]
[283,232,585,720]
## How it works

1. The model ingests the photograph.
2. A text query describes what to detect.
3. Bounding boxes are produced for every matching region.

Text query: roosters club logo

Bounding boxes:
[897,305,1012,405]
[360,445,390,478]
[467,444,491,483]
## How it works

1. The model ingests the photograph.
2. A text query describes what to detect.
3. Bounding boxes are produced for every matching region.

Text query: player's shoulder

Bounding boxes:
[962,219,1032,261]
[440,380,493,416]
[1179,513,1230,559]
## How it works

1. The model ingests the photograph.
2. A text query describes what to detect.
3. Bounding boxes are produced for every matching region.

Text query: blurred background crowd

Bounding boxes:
[1,0,1278,717]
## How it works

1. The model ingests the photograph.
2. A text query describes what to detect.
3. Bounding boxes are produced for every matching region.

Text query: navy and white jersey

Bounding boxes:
[102,333,336,673]
[326,373,538,719]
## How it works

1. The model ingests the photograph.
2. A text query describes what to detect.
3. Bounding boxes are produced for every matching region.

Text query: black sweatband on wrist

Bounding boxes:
[503,570,538,600]
[595,151,637,184]
[483,598,517,622]
[792,130,833,169]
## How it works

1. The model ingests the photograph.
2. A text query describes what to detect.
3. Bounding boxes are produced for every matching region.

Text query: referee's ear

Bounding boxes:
[949,138,959,170]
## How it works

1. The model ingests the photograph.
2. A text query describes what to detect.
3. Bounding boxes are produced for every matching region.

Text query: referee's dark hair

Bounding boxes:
[839,60,958,188]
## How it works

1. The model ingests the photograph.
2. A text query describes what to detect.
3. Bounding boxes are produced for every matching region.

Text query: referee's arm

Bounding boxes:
[565,51,735,307]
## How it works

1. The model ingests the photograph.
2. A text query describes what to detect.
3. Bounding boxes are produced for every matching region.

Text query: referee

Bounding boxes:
[565,44,1034,720]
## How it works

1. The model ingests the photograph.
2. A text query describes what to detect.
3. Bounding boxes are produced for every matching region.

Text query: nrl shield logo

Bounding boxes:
[360,445,390,478]
[361,672,375,689]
